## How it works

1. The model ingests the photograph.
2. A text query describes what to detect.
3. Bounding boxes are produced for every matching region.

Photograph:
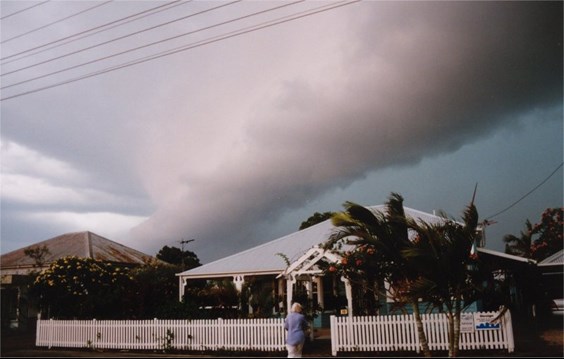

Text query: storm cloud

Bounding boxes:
[1,1,562,262]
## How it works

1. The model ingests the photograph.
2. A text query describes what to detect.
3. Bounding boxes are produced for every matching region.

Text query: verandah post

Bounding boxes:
[330,315,337,356]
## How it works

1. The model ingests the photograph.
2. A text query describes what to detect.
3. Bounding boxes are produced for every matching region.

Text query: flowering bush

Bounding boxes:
[529,207,563,261]
[321,244,386,315]
[30,256,133,319]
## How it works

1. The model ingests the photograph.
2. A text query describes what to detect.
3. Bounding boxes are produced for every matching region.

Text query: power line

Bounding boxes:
[0,1,50,20]
[1,1,113,44]
[485,161,563,220]
[1,0,186,63]
[1,0,360,101]
[1,0,303,90]
[2,0,242,77]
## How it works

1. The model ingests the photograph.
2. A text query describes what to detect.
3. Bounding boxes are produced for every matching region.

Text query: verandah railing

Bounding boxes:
[36,317,286,352]
[330,310,515,356]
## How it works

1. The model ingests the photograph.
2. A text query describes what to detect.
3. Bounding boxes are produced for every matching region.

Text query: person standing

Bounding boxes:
[284,302,309,358]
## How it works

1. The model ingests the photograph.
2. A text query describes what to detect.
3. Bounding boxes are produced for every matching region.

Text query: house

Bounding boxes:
[538,249,564,301]
[176,205,456,326]
[0,231,157,331]
[473,247,564,320]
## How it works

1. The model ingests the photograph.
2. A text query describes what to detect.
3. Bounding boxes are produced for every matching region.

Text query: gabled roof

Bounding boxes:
[277,246,341,279]
[539,249,564,267]
[178,219,335,279]
[1,231,155,274]
[476,247,537,265]
[178,205,452,279]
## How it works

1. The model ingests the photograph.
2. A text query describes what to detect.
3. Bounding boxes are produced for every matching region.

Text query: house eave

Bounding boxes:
[176,269,283,279]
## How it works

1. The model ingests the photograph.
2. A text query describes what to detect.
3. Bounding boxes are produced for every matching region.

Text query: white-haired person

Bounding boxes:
[284,302,309,358]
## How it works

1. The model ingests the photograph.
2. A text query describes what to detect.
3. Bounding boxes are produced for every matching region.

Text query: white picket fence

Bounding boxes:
[36,310,515,356]
[330,310,515,356]
[36,317,286,352]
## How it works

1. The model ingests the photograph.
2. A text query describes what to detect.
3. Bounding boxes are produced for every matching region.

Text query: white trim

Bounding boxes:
[477,247,537,264]
[177,269,282,279]
[539,249,564,266]
[276,246,341,279]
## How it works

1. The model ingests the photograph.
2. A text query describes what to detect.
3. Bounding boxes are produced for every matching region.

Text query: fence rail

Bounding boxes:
[330,310,514,356]
[36,310,515,356]
[36,317,286,352]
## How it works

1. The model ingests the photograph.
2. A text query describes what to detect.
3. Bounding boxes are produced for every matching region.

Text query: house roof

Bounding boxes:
[178,205,452,279]
[1,231,155,274]
[476,247,537,264]
[539,249,564,267]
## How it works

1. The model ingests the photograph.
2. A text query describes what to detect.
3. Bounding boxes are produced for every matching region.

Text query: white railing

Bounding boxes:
[330,310,514,356]
[36,317,286,352]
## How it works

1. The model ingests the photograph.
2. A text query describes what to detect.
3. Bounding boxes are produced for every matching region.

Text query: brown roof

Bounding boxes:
[0,231,156,273]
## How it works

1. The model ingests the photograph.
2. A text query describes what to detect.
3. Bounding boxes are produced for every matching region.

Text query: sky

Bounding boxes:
[1,0,562,264]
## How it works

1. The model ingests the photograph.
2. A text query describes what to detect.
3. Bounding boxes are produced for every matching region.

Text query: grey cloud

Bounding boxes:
[132,1,562,262]
[1,1,560,261]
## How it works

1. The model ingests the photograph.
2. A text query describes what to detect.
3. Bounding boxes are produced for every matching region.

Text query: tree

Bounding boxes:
[156,245,201,270]
[323,193,432,357]
[503,220,534,258]
[402,201,485,357]
[29,256,133,319]
[24,245,51,268]
[299,211,335,230]
[529,207,563,261]
[128,259,185,319]
[504,208,563,261]
[324,193,486,357]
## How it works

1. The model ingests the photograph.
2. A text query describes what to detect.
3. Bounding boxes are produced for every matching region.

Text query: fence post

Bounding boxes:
[503,309,515,353]
[35,313,41,347]
[48,318,53,349]
[330,315,337,357]
[412,313,420,354]
[153,318,158,350]
[218,318,224,350]
[92,318,97,349]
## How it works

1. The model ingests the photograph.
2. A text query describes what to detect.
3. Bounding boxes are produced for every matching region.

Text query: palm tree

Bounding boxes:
[402,201,484,357]
[324,193,432,357]
[503,220,534,258]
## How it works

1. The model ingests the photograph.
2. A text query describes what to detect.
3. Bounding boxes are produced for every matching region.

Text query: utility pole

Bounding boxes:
[179,238,195,270]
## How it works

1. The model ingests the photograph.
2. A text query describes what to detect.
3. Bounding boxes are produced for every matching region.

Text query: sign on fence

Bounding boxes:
[474,312,501,330]
[460,312,475,333]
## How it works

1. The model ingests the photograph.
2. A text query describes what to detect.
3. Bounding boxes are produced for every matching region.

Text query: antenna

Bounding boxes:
[471,182,478,205]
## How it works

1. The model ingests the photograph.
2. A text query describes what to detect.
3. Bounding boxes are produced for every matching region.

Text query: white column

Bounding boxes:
[278,278,285,313]
[342,277,353,317]
[306,278,313,303]
[178,276,186,302]
[305,277,315,341]
[233,275,245,292]
[316,276,324,309]
[286,275,295,312]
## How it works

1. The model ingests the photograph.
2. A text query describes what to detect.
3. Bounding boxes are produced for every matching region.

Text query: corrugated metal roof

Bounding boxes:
[477,247,537,264]
[178,205,451,279]
[539,249,564,266]
[0,231,156,272]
